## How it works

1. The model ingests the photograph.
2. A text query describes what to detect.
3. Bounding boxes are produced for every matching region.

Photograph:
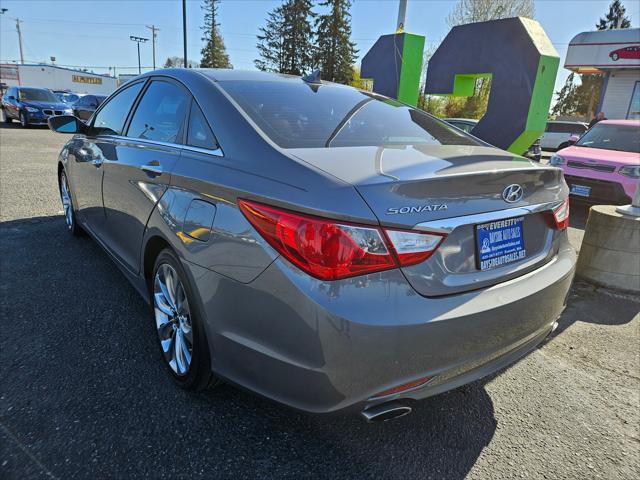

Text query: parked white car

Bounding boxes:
[541,121,588,151]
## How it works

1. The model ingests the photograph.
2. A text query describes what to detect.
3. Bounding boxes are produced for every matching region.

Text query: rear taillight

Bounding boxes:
[238,200,446,280]
[552,198,570,230]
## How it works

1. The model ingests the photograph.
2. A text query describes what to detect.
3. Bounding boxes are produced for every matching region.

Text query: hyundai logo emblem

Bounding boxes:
[502,184,524,203]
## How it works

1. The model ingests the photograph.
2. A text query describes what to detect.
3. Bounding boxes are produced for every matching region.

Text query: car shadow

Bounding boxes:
[1,215,498,479]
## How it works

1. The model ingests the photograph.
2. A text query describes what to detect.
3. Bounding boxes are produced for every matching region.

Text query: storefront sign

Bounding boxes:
[72,75,103,85]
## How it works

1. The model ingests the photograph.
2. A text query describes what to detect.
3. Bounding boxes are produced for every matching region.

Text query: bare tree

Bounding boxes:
[446,0,535,28]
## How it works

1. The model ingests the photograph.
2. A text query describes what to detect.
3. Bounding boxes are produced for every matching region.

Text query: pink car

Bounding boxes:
[550,120,640,204]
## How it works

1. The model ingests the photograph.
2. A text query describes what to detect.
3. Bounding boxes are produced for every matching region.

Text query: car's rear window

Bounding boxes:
[219,80,481,149]
[576,123,640,153]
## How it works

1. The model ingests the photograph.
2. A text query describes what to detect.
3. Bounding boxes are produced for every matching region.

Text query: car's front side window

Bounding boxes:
[92,81,144,136]
[127,81,190,144]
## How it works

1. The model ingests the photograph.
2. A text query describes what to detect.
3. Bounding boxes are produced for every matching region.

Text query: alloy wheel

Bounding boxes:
[60,173,73,230]
[153,263,193,376]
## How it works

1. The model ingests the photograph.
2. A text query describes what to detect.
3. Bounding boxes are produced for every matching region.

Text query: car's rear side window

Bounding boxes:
[220,80,480,149]
[92,82,144,136]
[127,81,190,144]
[187,102,218,150]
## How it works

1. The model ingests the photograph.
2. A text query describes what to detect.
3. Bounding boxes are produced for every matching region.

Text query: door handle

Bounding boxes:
[141,162,163,175]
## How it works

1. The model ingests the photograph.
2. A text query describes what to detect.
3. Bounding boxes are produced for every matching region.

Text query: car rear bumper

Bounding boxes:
[185,236,576,414]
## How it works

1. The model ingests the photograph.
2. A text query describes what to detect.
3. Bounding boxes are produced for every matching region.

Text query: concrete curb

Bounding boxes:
[576,205,640,294]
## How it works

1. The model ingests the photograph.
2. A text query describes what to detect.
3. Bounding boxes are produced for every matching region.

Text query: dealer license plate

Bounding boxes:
[570,184,591,197]
[476,217,526,271]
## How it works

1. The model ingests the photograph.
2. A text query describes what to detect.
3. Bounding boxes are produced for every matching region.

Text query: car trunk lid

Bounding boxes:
[288,144,567,296]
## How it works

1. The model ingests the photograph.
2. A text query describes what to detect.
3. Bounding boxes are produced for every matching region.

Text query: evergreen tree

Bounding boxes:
[255,6,286,72]
[281,0,316,75]
[256,0,315,76]
[315,0,357,84]
[200,0,232,69]
[596,0,631,30]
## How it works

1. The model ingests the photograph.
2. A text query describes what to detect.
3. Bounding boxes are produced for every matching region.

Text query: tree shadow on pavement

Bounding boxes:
[0,215,497,480]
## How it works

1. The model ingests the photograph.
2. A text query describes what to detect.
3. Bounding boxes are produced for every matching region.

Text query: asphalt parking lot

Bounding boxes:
[1,124,639,479]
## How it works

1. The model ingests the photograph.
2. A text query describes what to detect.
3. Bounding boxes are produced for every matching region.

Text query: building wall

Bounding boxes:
[1,65,117,95]
[600,69,640,119]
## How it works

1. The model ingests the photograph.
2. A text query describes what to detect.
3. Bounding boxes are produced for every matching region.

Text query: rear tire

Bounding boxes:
[152,249,222,391]
[557,142,570,151]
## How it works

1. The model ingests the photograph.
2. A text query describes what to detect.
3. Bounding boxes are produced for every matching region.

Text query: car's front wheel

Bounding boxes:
[152,249,221,391]
[611,53,619,61]
[19,111,29,128]
[1,108,11,123]
[59,170,83,236]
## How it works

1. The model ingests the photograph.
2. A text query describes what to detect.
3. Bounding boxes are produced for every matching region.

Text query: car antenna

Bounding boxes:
[302,69,322,85]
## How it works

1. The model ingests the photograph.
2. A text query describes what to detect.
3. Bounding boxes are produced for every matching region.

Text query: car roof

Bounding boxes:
[598,119,640,127]
[197,69,304,83]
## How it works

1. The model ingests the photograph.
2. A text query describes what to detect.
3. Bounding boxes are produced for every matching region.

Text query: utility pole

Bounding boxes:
[182,0,188,67]
[130,36,149,74]
[15,18,24,64]
[146,24,160,69]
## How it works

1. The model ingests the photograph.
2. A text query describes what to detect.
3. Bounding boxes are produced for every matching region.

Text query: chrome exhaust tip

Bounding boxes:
[361,401,412,423]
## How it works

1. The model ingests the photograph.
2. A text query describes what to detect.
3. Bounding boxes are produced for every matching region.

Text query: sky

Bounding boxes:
[1,0,639,96]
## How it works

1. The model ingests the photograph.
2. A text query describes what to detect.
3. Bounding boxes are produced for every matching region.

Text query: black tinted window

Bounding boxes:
[92,82,144,135]
[220,81,480,149]
[128,81,189,143]
[187,102,218,150]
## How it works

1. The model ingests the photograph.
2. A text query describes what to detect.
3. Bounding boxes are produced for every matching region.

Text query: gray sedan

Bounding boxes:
[49,69,575,422]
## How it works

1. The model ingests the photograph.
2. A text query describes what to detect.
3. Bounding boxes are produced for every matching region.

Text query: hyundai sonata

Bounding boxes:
[49,69,575,421]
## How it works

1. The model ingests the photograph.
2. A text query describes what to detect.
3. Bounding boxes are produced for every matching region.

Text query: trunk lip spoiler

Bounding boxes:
[413,200,565,234]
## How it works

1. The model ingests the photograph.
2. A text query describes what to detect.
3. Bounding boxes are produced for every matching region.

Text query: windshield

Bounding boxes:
[576,123,640,153]
[220,80,481,149]
[18,88,59,103]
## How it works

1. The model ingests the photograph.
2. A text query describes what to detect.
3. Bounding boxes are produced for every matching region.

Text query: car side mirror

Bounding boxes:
[48,115,86,134]
[568,134,579,145]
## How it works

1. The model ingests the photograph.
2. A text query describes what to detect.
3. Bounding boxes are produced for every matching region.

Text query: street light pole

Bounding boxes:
[182,0,188,67]
[130,36,149,74]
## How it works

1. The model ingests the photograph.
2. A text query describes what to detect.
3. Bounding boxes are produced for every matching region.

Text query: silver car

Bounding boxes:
[49,69,576,422]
